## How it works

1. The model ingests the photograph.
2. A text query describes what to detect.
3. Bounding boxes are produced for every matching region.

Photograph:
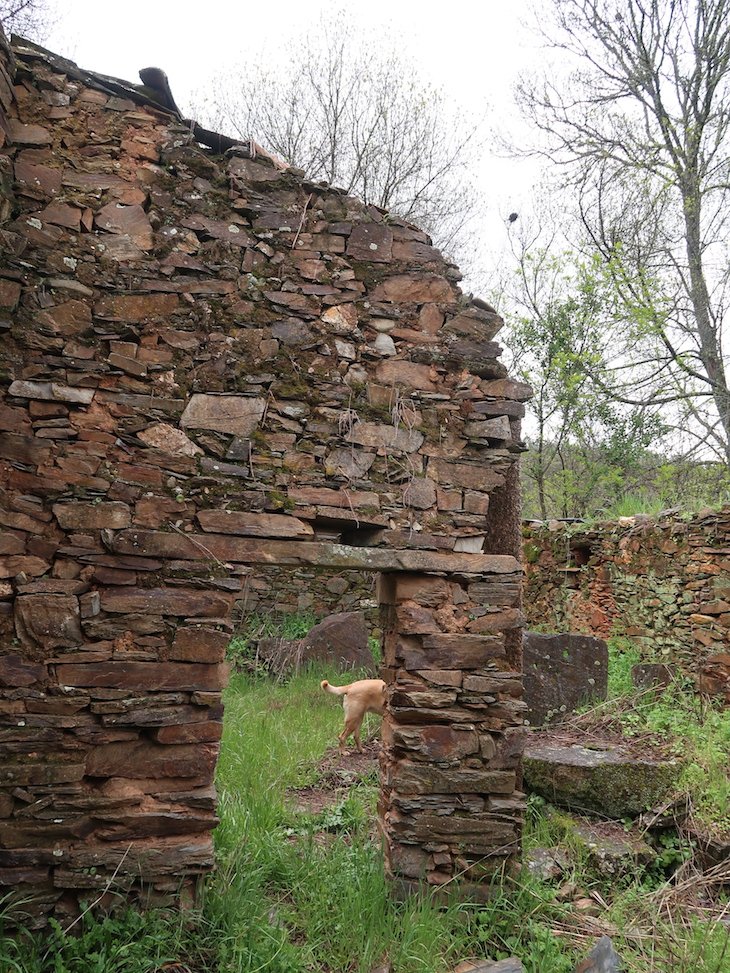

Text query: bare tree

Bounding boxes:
[0,0,53,41]
[518,0,730,465]
[191,14,483,267]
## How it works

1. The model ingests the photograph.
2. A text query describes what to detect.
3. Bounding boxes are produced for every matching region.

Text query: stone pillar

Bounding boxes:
[378,569,525,896]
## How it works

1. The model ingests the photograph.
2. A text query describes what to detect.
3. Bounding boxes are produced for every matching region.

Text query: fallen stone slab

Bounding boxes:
[299,611,374,673]
[523,737,677,818]
[524,846,569,881]
[568,818,655,878]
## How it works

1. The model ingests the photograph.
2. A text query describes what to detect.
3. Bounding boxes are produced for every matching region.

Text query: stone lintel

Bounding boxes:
[109,530,520,575]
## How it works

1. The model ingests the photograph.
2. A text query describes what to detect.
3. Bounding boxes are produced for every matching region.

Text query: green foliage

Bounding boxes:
[606,636,642,698]
[0,905,212,973]
[227,611,318,668]
[602,637,730,835]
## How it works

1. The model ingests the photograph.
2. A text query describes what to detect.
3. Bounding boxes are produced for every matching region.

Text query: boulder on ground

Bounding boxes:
[523,736,676,818]
[299,611,374,673]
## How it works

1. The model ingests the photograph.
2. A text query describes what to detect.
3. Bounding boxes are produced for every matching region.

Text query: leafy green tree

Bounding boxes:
[518,0,730,465]
[504,231,668,518]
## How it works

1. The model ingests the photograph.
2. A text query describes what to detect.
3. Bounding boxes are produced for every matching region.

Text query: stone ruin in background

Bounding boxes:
[0,30,531,924]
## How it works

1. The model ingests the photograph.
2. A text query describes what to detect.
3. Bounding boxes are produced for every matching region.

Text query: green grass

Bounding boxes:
[227,611,319,669]
[595,637,730,835]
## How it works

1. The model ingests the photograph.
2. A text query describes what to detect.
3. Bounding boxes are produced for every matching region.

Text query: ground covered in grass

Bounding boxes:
[3,640,729,972]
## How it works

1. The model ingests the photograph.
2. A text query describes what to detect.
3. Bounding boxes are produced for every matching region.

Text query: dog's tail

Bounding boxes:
[320,679,350,696]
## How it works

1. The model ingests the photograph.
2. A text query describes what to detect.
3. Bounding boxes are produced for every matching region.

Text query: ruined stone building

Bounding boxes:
[0,31,530,924]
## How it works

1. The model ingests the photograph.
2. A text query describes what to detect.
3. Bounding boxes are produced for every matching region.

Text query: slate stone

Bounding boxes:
[523,738,677,817]
[574,936,622,973]
[180,394,265,436]
[95,202,153,249]
[15,594,83,652]
[523,632,608,726]
[297,611,374,672]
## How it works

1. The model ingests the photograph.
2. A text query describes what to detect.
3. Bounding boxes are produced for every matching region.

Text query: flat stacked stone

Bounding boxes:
[522,508,730,686]
[0,30,529,923]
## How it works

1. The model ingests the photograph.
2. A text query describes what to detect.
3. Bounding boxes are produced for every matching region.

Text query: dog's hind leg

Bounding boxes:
[338,714,363,753]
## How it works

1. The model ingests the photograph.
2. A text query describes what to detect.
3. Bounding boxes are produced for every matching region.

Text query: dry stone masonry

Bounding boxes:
[522,507,730,697]
[0,31,530,922]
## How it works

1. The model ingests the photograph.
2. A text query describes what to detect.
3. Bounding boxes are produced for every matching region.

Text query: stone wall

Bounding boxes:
[523,506,730,671]
[0,33,530,922]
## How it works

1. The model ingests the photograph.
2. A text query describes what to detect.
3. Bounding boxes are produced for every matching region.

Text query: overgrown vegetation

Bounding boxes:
[519,441,730,522]
[576,637,730,837]
[3,640,728,972]
[227,610,318,671]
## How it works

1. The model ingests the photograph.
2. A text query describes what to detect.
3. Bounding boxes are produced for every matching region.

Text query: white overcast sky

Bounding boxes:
[37,0,547,287]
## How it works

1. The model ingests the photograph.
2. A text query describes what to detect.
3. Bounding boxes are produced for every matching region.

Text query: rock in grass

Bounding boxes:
[452,960,525,973]
[574,935,622,972]
[523,739,677,818]
[568,817,655,877]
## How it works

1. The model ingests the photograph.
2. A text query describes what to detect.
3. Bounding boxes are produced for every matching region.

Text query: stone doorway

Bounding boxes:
[0,30,529,924]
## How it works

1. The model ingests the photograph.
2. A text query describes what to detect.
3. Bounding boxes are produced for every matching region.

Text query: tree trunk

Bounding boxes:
[681,176,730,465]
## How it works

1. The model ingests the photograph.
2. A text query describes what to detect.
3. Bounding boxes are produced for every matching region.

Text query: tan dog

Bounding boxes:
[321,678,386,752]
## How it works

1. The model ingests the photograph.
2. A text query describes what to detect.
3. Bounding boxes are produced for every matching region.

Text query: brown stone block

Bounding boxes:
[63,834,215,874]
[99,587,233,617]
[0,555,50,579]
[371,274,453,303]
[288,486,380,509]
[480,378,533,401]
[375,360,438,391]
[0,653,46,688]
[429,458,505,491]
[346,224,393,261]
[415,669,463,688]
[94,809,217,841]
[154,721,222,744]
[402,477,437,510]
[85,740,218,780]
[399,633,506,669]
[387,760,516,796]
[8,120,51,146]
[179,393,265,437]
[197,509,314,538]
[464,492,490,515]
[94,293,179,323]
[36,299,93,337]
[392,575,452,606]
[134,496,191,528]
[95,202,153,249]
[0,431,52,466]
[466,609,524,633]
[396,603,441,635]
[52,502,131,530]
[14,159,63,197]
[169,626,229,663]
[467,581,521,607]
[1,760,85,787]
[15,594,82,652]
[0,533,24,556]
[182,214,253,247]
[384,722,479,761]
[347,422,424,453]
[55,661,229,692]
